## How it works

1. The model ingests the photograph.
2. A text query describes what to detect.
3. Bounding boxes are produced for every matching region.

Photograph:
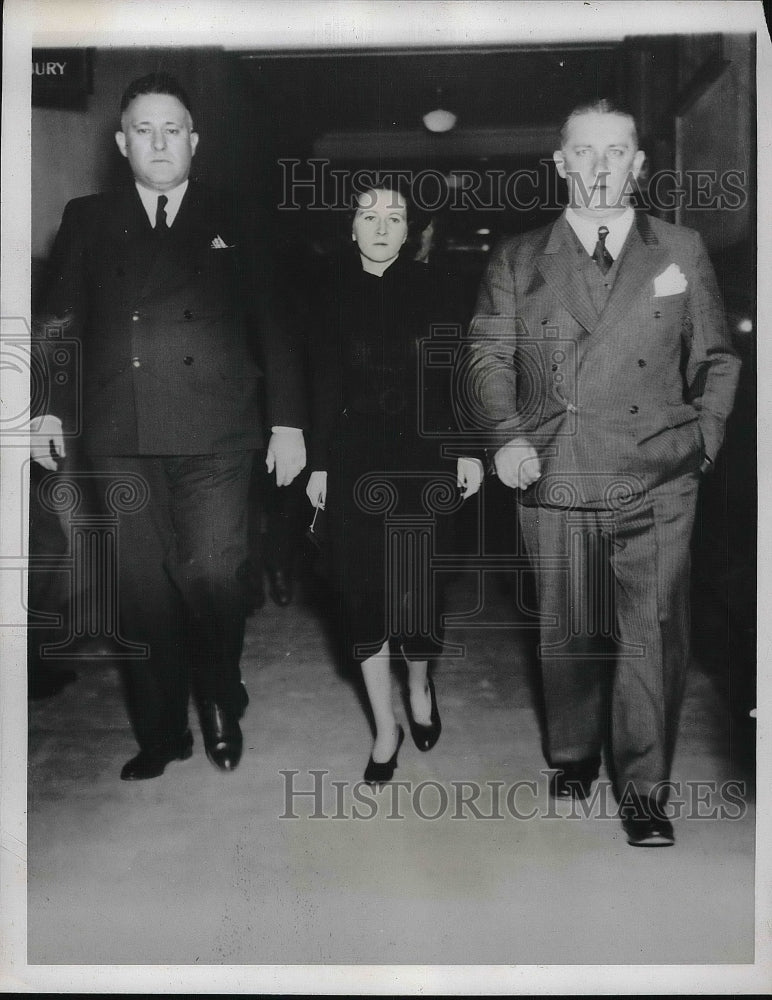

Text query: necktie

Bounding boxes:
[592,225,613,275]
[155,194,168,232]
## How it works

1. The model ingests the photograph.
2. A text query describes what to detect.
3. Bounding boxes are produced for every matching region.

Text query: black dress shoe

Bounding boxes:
[408,676,442,752]
[622,794,675,846]
[268,569,294,607]
[549,758,601,800]
[120,730,193,781]
[363,725,405,785]
[199,701,243,771]
[623,813,675,846]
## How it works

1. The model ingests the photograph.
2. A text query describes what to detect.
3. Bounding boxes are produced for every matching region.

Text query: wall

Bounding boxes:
[677,33,754,255]
[32,37,755,263]
[32,47,235,260]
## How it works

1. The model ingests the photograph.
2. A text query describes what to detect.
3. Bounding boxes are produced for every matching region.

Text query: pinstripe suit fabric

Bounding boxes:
[466,211,740,796]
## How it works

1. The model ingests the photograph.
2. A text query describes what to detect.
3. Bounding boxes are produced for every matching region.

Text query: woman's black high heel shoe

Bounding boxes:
[408,676,442,752]
[363,725,405,785]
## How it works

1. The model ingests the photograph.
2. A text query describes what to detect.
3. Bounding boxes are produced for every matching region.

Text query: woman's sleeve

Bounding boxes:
[307,282,342,470]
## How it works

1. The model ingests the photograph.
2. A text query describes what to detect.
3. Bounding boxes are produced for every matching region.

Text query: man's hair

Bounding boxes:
[119,73,193,117]
[559,99,639,148]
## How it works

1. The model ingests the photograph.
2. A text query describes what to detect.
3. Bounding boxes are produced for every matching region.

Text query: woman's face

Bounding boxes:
[352,188,408,272]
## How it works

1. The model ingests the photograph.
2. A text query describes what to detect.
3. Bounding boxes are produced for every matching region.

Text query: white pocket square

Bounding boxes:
[653,263,687,296]
[210,235,234,249]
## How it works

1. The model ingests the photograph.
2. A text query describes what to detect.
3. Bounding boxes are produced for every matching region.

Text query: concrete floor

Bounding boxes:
[26,568,756,972]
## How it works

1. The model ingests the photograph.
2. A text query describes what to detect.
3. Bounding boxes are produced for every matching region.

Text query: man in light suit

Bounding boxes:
[464,100,740,845]
[32,73,306,779]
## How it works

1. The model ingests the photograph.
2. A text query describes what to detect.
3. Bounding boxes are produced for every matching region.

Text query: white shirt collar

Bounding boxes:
[565,206,635,260]
[135,179,189,228]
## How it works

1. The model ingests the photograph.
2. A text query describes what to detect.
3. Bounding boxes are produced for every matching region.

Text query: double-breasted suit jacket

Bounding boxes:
[468,212,740,506]
[465,211,741,794]
[40,180,306,752]
[44,180,303,455]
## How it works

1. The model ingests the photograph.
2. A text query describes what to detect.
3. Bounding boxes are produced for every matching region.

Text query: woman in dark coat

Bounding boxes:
[306,182,482,783]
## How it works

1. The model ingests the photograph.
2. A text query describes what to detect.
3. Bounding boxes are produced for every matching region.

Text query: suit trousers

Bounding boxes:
[248,451,309,578]
[27,462,70,674]
[87,451,254,751]
[517,472,700,799]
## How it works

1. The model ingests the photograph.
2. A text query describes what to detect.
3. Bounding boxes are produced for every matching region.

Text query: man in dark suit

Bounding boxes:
[464,100,740,845]
[31,73,306,780]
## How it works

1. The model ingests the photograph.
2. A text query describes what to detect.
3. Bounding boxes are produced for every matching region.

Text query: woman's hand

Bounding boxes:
[306,470,328,508]
[456,457,484,499]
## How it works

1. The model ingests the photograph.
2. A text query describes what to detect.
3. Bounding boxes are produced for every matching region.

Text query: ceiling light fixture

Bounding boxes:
[422,88,457,133]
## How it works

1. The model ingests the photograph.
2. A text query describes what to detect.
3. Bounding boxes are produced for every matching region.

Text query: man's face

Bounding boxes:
[553,111,645,219]
[115,93,198,192]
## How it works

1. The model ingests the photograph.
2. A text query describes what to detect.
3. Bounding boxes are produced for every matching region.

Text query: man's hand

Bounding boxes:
[493,437,541,490]
[306,470,327,508]
[266,427,306,486]
[457,456,484,499]
[30,414,65,471]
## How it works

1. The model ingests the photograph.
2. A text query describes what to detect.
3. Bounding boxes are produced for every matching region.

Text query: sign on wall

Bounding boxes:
[32,49,93,108]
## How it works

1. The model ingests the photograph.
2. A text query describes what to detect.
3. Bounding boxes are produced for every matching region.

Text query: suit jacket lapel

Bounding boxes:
[591,212,670,340]
[107,186,158,297]
[138,181,205,299]
[535,215,600,335]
